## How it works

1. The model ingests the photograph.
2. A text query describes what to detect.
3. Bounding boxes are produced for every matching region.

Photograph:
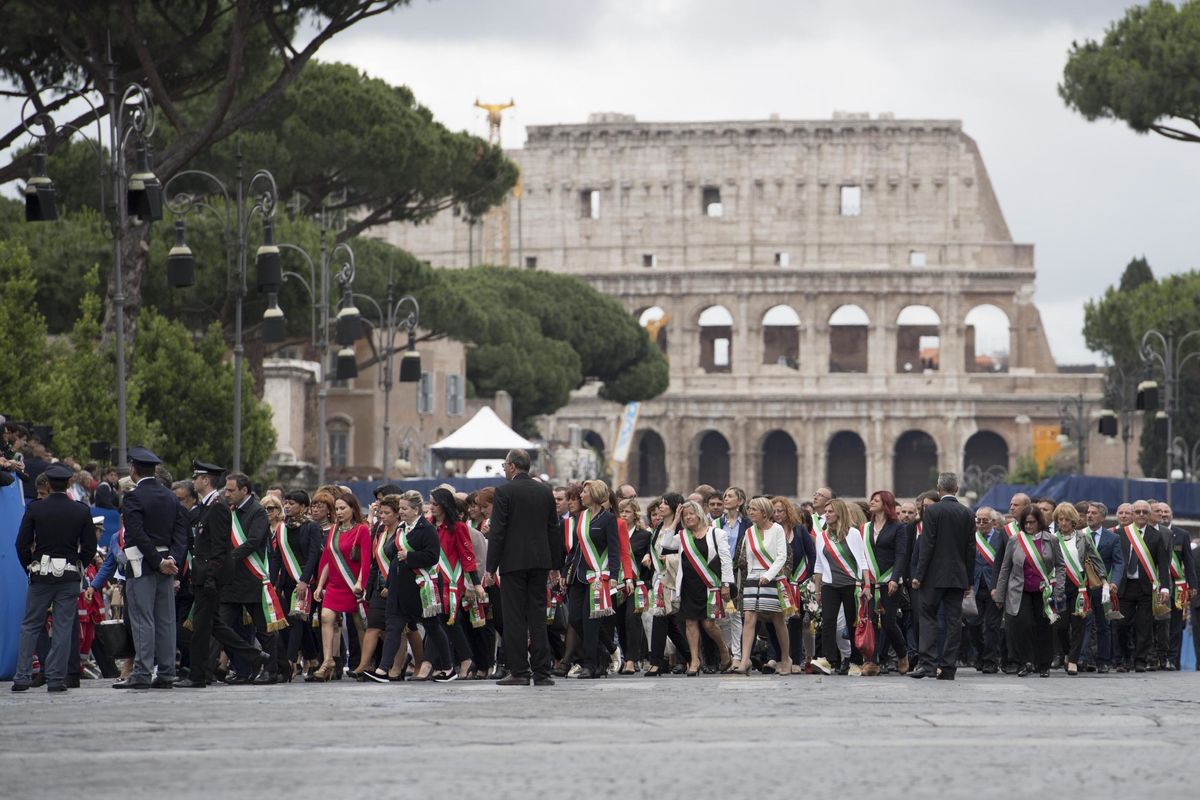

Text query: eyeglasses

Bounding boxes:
[1134,509,1149,515]
[975,518,991,523]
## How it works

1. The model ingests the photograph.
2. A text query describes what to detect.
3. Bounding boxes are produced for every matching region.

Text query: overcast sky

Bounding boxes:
[3,2,1193,363]
[306,0,1198,364]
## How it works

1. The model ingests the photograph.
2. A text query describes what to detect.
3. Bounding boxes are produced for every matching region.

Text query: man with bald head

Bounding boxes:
[1154,501,1195,670]
[811,487,832,535]
[1115,499,1172,672]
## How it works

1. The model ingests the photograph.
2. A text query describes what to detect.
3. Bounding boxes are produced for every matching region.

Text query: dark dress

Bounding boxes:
[678,533,712,621]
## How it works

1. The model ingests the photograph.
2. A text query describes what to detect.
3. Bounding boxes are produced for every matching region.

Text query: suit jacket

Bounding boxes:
[222,495,270,604]
[1088,526,1124,581]
[915,496,975,589]
[486,472,563,574]
[865,519,908,580]
[15,493,96,584]
[121,476,188,570]
[973,527,1005,592]
[387,516,441,620]
[1164,525,1198,590]
[275,518,323,587]
[1115,524,1172,596]
[995,530,1066,617]
[193,492,233,588]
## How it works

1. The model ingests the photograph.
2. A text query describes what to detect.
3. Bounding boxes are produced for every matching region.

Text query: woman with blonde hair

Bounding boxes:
[731,496,792,675]
[672,499,733,675]
[1052,502,1104,675]
[565,479,621,678]
[811,498,870,675]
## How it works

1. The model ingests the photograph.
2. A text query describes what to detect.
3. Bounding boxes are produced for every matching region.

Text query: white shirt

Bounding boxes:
[814,526,869,582]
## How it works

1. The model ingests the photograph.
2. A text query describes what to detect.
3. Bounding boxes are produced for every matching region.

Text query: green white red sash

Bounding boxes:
[374,526,394,577]
[327,525,367,626]
[1005,520,1019,540]
[278,522,303,583]
[1169,549,1190,608]
[975,530,996,566]
[577,509,614,618]
[1057,533,1089,616]
[680,527,724,619]
[437,546,464,625]
[786,534,812,612]
[633,579,651,613]
[231,512,288,632]
[564,515,575,555]
[649,533,668,616]
[862,522,892,610]
[1016,531,1057,623]
[746,525,776,573]
[399,525,441,617]
[1123,525,1159,591]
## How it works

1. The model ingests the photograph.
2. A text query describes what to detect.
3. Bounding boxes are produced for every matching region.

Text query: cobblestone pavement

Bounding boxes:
[2,671,1196,799]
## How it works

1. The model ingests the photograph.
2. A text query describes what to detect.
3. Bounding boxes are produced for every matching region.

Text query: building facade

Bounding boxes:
[381,111,1122,498]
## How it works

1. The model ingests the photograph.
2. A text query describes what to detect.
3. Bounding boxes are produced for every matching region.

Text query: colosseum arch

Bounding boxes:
[828,304,870,373]
[964,304,1011,373]
[695,429,731,491]
[893,430,939,498]
[631,429,667,497]
[895,305,941,373]
[760,429,798,496]
[826,430,867,498]
[698,305,734,374]
[762,304,801,368]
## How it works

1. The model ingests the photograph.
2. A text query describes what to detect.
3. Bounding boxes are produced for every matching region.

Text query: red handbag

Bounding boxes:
[853,592,875,655]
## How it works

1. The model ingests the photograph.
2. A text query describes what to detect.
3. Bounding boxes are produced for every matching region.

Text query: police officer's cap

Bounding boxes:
[191,459,225,478]
[128,446,162,466]
[44,463,74,481]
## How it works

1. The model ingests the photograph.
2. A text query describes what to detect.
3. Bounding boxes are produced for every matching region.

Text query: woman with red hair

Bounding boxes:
[862,490,910,675]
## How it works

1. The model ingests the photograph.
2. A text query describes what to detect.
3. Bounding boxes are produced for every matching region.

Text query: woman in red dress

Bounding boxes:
[311,493,371,680]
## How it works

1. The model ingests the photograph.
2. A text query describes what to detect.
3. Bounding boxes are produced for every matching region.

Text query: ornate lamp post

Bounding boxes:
[1056,393,1092,476]
[1139,327,1200,505]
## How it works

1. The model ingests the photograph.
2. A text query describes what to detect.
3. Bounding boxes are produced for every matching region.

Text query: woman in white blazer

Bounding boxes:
[670,500,733,676]
[732,496,792,675]
[811,498,870,675]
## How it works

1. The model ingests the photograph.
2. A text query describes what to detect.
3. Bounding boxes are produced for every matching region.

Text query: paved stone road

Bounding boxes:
[2,672,1196,798]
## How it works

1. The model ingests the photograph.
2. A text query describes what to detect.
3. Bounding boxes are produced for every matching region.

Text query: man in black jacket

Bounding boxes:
[11,463,96,692]
[219,472,279,684]
[115,447,188,689]
[1155,502,1197,670]
[909,473,975,680]
[485,449,563,686]
[176,462,269,689]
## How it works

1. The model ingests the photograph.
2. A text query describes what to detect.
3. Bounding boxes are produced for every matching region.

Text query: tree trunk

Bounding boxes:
[101,221,152,357]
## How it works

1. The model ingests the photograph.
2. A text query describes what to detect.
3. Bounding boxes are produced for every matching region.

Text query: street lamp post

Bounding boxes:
[1057,393,1092,476]
[1097,363,1138,503]
[265,231,360,488]
[1170,436,1200,483]
[163,149,278,472]
[351,286,421,479]
[20,51,163,469]
[1139,328,1200,505]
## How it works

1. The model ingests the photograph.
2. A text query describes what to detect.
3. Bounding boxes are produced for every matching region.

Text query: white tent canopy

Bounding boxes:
[430,406,538,460]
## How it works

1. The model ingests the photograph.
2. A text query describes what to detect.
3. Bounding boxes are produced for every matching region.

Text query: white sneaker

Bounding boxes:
[567,664,583,678]
[848,663,863,677]
[609,649,622,673]
[810,657,833,675]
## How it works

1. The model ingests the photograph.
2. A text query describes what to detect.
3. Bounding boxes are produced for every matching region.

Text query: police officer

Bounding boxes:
[175,461,269,689]
[113,447,189,689]
[12,463,96,692]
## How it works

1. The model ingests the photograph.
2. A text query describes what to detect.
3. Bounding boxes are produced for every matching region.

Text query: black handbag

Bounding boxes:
[94,619,133,659]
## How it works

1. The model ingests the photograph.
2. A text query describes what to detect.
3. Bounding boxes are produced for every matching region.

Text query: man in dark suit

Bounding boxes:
[1154,502,1195,670]
[11,463,96,693]
[965,507,1004,673]
[1078,502,1123,672]
[1115,500,1172,672]
[176,462,268,688]
[485,448,563,686]
[219,472,279,684]
[114,447,189,689]
[909,473,975,680]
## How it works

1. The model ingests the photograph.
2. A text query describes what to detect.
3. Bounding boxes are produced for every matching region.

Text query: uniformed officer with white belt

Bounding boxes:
[12,462,96,693]
[113,447,189,689]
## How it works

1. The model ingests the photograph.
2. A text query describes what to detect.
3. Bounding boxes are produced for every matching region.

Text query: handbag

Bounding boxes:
[961,588,979,621]
[95,619,133,659]
[1082,537,1105,589]
[853,593,875,655]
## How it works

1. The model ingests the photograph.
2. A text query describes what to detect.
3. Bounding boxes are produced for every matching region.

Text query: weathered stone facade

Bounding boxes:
[381,112,1115,498]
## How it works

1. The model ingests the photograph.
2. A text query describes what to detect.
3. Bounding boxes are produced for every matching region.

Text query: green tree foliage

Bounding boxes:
[1008,453,1055,484]
[1084,270,1200,477]
[0,239,50,421]
[132,310,276,480]
[1119,256,1154,292]
[1059,0,1200,144]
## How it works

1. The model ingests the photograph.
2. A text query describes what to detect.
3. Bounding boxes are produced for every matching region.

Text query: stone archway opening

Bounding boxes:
[762,305,800,369]
[697,430,730,491]
[896,305,941,373]
[965,304,1010,373]
[699,305,733,374]
[826,430,866,498]
[893,430,939,499]
[829,305,869,373]
[761,430,798,496]
[632,429,667,496]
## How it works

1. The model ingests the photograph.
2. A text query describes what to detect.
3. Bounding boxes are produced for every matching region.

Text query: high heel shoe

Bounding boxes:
[307,660,335,682]
[643,667,661,677]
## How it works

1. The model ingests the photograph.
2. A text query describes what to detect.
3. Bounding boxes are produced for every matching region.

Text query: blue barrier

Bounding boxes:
[0,480,28,680]
[1183,628,1196,672]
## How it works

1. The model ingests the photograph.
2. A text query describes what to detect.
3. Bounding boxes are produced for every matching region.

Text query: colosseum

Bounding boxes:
[380,111,1110,499]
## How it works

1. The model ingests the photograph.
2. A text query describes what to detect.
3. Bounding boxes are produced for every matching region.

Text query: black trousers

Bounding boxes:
[190,582,262,681]
[650,614,690,669]
[965,584,1002,668]
[873,587,908,664]
[1052,587,1088,663]
[1169,607,1186,665]
[1118,582,1153,667]
[622,596,648,662]
[219,599,277,675]
[820,584,858,668]
[1011,590,1054,670]
[499,568,552,679]
[917,586,963,671]
[567,579,607,671]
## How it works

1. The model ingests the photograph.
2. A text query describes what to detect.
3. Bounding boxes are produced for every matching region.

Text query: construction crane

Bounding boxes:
[473,99,516,266]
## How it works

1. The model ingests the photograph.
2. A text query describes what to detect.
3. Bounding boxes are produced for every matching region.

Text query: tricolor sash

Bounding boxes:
[231,513,288,632]
[278,522,303,583]
[327,525,367,626]
[1169,549,1190,610]
[437,548,463,625]
[975,530,996,566]
[373,526,394,578]
[564,515,575,555]
[1123,525,1159,591]
[633,579,651,613]
[1005,520,1019,540]
[680,528,724,620]
[399,525,441,617]
[745,525,777,573]
[862,522,892,610]
[1057,533,1088,616]
[577,510,614,618]
[649,537,668,616]
[820,528,862,623]
[787,538,811,613]
[1016,531,1057,623]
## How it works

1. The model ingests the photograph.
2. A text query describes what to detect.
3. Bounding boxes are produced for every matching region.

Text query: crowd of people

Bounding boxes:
[5,419,1199,692]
